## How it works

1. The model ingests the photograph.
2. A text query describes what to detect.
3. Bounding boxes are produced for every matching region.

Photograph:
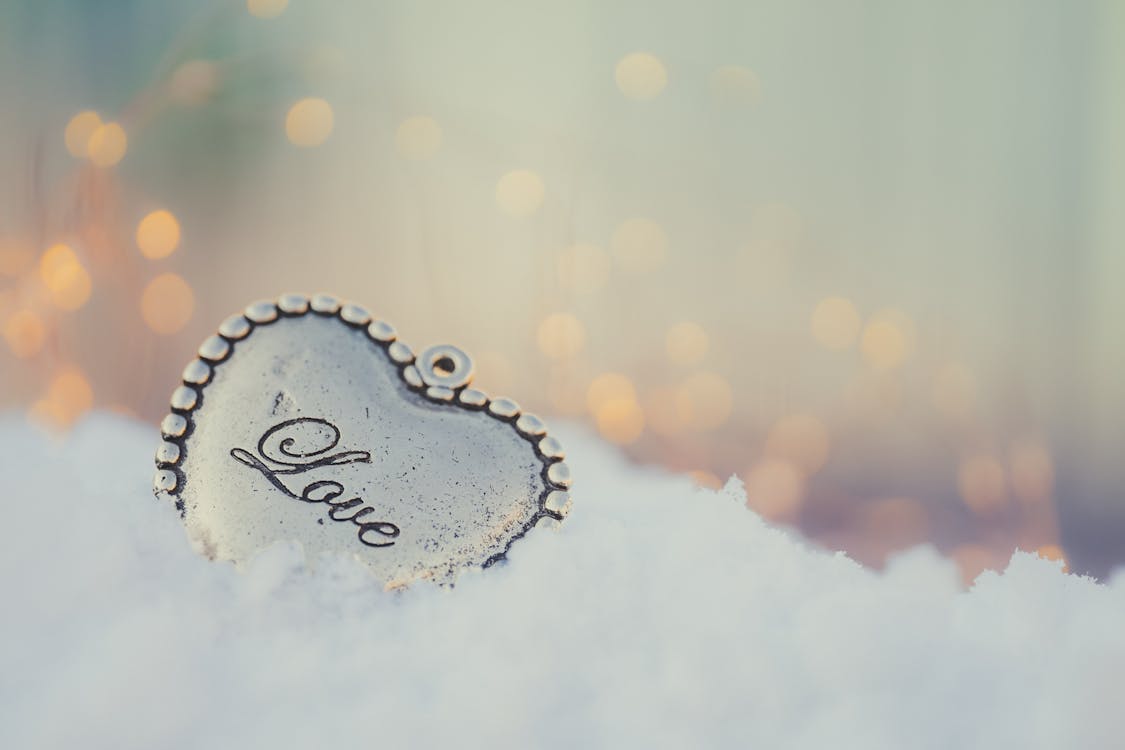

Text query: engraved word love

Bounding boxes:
[230,417,400,548]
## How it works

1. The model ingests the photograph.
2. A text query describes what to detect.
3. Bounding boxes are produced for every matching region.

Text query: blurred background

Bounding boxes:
[2,0,1123,582]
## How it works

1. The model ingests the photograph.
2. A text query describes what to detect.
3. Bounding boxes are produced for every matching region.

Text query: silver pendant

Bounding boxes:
[153,293,572,587]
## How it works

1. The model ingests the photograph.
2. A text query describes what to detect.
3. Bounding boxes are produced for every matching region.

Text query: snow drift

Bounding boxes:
[1,413,1122,749]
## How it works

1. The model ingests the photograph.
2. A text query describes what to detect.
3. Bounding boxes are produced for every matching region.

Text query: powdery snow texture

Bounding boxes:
[1,413,1123,749]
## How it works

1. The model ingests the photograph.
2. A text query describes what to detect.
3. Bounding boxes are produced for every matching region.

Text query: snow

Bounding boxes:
[1,412,1123,749]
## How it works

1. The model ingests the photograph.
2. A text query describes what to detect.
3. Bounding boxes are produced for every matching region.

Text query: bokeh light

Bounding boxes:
[86,122,127,167]
[495,169,545,217]
[860,309,915,370]
[595,398,645,445]
[136,210,182,260]
[744,458,804,521]
[3,309,46,358]
[1,1,1114,582]
[141,273,195,335]
[39,244,91,311]
[689,469,724,490]
[587,372,637,413]
[63,110,101,158]
[615,52,667,100]
[286,98,334,147]
[1036,544,1068,571]
[536,313,584,359]
[47,367,94,423]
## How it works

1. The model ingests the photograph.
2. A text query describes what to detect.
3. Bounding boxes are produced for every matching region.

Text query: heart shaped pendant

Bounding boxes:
[153,293,572,587]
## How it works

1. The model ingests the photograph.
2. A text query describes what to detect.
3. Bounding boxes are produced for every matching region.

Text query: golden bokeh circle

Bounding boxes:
[615,52,667,100]
[286,98,334,147]
[3,309,46,358]
[495,170,545,217]
[141,273,195,335]
[136,210,182,260]
[64,111,102,158]
[87,122,128,167]
[595,398,645,445]
[39,244,92,311]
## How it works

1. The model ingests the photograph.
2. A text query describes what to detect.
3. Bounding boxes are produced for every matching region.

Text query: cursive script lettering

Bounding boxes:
[230,417,400,548]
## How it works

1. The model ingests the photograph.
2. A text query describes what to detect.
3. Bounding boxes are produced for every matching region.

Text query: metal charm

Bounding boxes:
[153,293,572,587]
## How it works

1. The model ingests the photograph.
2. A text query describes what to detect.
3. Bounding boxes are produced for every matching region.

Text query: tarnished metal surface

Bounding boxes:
[154,293,570,587]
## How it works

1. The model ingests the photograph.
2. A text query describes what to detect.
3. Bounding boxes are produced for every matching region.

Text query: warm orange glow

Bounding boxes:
[87,122,128,167]
[644,386,686,437]
[611,218,667,273]
[495,170,545,217]
[689,470,724,490]
[586,372,636,413]
[47,367,94,422]
[0,242,34,277]
[136,210,182,259]
[665,322,709,365]
[595,398,645,444]
[615,52,667,100]
[810,296,861,351]
[39,244,92,311]
[1035,544,1068,571]
[64,110,102,158]
[536,313,585,359]
[395,116,443,159]
[744,458,805,521]
[860,309,914,370]
[952,544,999,585]
[286,98,334,147]
[1010,438,1054,505]
[3,309,46,358]
[28,399,67,431]
[141,273,195,335]
[557,243,610,294]
[675,371,732,431]
[958,455,1008,515]
[765,413,831,474]
[247,0,288,19]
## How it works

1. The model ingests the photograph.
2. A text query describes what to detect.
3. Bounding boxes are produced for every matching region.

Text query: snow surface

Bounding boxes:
[1,412,1123,749]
